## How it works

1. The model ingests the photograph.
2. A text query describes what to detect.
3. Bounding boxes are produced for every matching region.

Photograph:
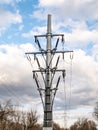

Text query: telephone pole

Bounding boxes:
[25,14,73,130]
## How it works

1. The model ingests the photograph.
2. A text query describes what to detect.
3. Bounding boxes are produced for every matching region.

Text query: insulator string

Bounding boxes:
[26,54,35,68]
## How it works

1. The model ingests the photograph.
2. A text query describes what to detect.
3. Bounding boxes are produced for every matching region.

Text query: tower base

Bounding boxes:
[43,127,52,130]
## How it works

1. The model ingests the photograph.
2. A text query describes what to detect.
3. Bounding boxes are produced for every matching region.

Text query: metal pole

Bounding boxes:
[43,14,53,130]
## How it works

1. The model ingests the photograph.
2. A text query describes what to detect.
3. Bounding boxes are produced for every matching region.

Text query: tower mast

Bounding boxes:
[44,14,52,129]
[25,14,73,130]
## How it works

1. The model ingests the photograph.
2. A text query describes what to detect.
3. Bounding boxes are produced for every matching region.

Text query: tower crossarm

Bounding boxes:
[52,50,73,54]
[25,51,46,55]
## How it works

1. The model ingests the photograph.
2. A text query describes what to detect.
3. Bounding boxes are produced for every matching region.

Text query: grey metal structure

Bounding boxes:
[25,14,73,130]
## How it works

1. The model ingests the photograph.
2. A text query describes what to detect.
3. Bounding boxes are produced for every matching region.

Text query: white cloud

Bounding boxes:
[0,10,22,26]
[73,50,98,86]
[37,0,98,20]
[0,10,22,36]
[0,43,38,104]
[39,0,64,7]
[51,16,98,48]
[22,26,46,38]
[64,29,98,47]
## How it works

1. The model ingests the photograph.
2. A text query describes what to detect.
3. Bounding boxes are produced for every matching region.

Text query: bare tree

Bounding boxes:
[69,118,97,130]
[53,122,61,130]
[0,100,15,130]
[21,111,27,130]
[94,102,98,122]
[0,100,42,130]
[27,110,39,130]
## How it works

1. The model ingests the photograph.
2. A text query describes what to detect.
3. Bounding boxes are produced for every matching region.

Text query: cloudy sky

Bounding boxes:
[0,0,98,127]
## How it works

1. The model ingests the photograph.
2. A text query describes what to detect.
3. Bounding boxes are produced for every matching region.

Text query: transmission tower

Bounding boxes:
[25,14,73,130]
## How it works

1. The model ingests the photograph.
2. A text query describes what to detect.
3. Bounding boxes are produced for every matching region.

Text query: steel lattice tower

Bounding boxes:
[25,14,73,130]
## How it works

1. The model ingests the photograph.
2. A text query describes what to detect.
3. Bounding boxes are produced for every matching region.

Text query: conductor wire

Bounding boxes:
[63,75,67,129]
[62,37,67,128]
[68,52,73,109]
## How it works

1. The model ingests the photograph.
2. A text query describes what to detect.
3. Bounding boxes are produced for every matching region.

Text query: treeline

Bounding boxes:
[0,100,98,130]
[0,100,41,130]
[53,118,97,130]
